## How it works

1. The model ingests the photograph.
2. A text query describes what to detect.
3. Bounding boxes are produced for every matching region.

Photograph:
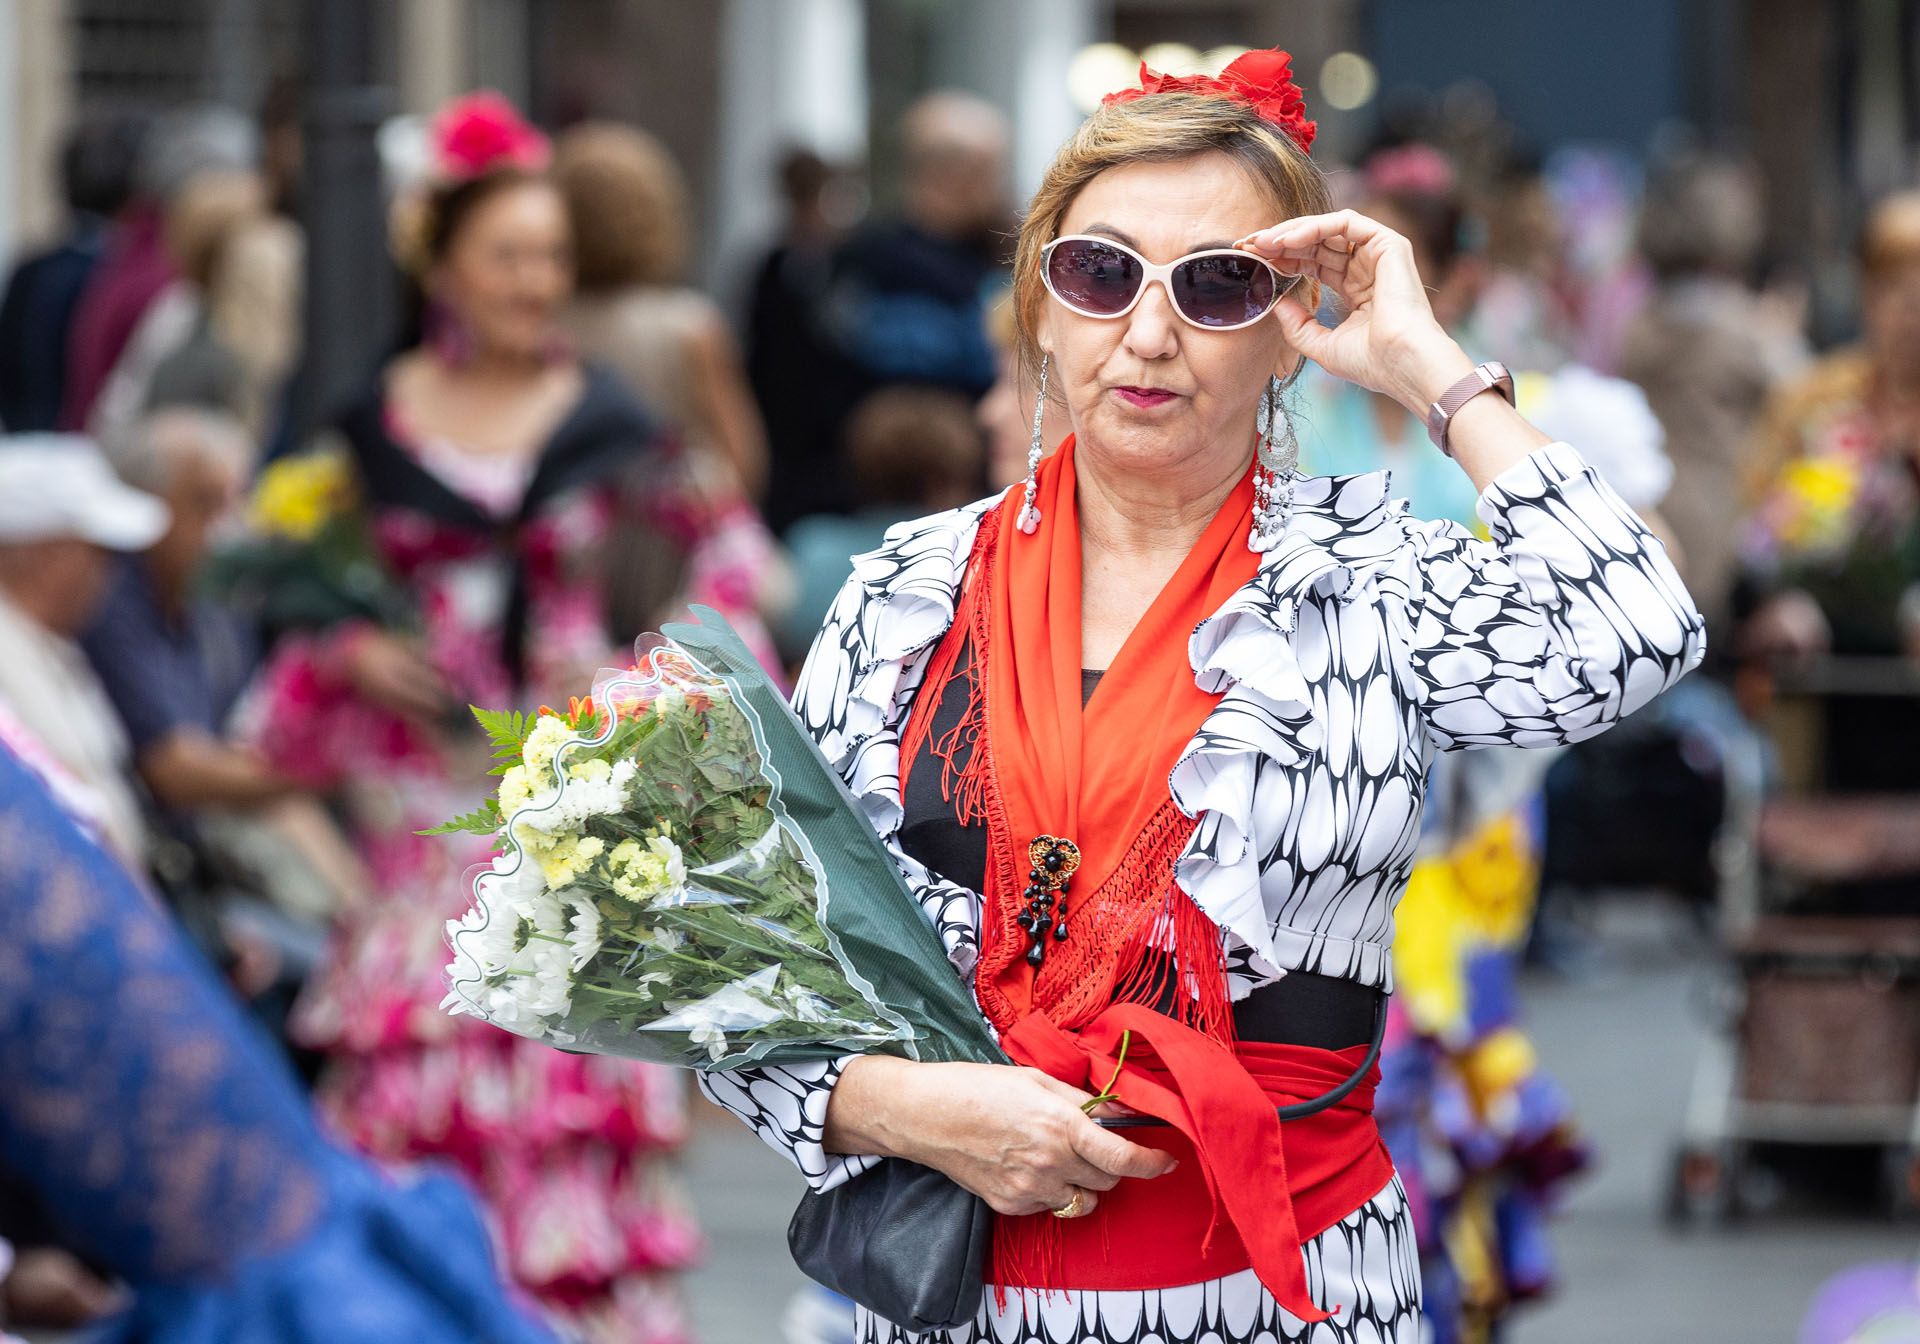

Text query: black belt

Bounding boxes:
[1151,966,1382,1050]
[1108,974,1389,1130]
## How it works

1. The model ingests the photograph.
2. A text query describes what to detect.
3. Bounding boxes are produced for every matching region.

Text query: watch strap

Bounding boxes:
[1426,361,1515,457]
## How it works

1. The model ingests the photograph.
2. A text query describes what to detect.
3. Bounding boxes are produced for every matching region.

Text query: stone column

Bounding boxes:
[928,0,1102,197]
[710,0,867,288]
[1,0,75,265]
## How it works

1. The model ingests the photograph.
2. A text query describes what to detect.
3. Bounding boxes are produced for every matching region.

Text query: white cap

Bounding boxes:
[0,434,171,550]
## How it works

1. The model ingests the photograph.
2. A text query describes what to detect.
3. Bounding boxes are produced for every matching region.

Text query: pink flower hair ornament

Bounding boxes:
[430,90,550,181]
[1102,48,1317,156]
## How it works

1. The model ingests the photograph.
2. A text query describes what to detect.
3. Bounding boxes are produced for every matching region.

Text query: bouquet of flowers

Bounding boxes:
[205,444,415,634]
[430,607,1001,1071]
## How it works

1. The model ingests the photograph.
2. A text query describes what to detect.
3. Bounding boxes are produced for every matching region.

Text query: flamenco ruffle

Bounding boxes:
[1170,468,1414,991]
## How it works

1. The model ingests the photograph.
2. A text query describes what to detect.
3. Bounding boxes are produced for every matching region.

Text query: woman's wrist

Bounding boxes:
[1385,330,1476,421]
[822,1054,920,1163]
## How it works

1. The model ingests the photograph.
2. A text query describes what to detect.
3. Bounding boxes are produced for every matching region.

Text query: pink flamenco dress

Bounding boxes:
[241,366,735,1344]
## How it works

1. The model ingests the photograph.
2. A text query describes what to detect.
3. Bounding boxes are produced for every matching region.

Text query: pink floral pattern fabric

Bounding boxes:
[249,419,705,1344]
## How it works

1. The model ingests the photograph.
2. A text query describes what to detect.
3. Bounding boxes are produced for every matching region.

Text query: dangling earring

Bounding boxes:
[1017,353,1051,535]
[425,295,476,369]
[1249,375,1298,552]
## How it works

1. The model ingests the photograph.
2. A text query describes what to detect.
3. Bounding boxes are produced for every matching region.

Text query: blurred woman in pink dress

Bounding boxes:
[243,93,699,1343]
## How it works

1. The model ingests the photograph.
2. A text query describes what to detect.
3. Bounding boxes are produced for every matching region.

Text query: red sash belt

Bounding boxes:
[997,1003,1393,1323]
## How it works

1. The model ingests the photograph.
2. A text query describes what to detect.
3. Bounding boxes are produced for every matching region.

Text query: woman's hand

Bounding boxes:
[340,627,454,728]
[1238,210,1475,417]
[825,1056,1177,1218]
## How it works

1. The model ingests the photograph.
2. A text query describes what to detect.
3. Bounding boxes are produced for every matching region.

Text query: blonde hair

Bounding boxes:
[1861,190,1920,278]
[1012,94,1329,385]
[166,169,266,292]
[553,122,689,291]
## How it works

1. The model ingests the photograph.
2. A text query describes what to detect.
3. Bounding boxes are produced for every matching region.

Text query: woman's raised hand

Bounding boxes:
[825,1057,1176,1219]
[1238,210,1474,417]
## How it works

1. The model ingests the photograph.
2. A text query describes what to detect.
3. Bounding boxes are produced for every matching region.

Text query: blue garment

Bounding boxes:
[820,221,1000,395]
[0,744,555,1344]
[1294,367,1484,528]
[777,507,902,660]
[79,554,256,756]
[0,225,104,432]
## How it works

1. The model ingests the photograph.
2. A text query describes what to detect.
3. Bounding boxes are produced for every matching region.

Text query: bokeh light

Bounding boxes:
[1066,41,1140,113]
[1319,50,1379,112]
[1140,42,1203,77]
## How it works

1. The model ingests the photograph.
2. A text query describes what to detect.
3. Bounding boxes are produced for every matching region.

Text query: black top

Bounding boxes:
[897,638,1379,1050]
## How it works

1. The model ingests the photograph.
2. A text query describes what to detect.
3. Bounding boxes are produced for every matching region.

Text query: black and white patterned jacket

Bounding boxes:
[700,442,1705,1194]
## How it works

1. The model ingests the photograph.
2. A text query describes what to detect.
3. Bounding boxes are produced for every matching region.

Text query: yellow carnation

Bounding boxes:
[499,764,535,817]
[536,833,605,889]
[607,834,687,904]
[521,714,574,784]
[569,757,612,785]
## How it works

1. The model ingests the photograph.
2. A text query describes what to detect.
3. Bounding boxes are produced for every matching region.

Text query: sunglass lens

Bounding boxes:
[1047,240,1142,316]
[1171,253,1280,327]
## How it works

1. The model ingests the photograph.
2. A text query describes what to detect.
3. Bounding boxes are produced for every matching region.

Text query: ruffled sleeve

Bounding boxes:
[1404,442,1706,750]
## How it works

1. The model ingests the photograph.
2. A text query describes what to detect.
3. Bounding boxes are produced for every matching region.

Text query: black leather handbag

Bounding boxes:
[787,1158,991,1331]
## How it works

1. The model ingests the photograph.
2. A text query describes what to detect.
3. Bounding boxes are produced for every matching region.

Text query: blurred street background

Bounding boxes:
[3,2,1920,1342]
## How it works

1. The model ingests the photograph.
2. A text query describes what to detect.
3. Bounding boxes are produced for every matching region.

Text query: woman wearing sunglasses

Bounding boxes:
[701,51,1705,1343]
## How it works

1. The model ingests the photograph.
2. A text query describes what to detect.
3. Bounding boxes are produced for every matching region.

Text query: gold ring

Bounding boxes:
[1052,1188,1088,1220]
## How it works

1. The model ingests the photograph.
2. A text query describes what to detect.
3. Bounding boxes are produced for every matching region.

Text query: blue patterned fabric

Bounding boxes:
[0,745,555,1344]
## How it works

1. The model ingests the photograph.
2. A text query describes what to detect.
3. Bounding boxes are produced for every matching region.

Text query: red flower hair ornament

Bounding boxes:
[431,90,550,181]
[1102,48,1317,156]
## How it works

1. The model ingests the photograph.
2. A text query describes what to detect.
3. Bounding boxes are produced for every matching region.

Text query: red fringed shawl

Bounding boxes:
[900,440,1391,1322]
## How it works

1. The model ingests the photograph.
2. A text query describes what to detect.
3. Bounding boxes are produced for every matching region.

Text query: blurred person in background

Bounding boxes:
[77,408,348,1052]
[1742,190,1920,663]
[0,435,169,869]
[82,408,269,815]
[556,120,769,496]
[241,93,699,1343]
[1462,155,1577,372]
[748,146,861,533]
[0,738,560,1344]
[1621,152,1810,639]
[61,105,256,433]
[554,122,792,671]
[797,92,1010,527]
[0,112,147,433]
[88,168,268,458]
[775,385,983,664]
[216,72,308,454]
[1297,142,1486,525]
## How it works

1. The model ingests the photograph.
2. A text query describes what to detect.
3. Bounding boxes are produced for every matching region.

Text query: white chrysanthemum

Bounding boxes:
[564,899,602,972]
[443,885,576,1031]
[510,755,636,836]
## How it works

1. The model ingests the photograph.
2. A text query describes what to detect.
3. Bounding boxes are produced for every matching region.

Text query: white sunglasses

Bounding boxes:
[1040,234,1297,331]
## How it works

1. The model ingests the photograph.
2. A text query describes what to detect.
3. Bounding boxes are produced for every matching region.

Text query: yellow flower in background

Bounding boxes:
[249,448,355,541]
[1775,455,1861,552]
